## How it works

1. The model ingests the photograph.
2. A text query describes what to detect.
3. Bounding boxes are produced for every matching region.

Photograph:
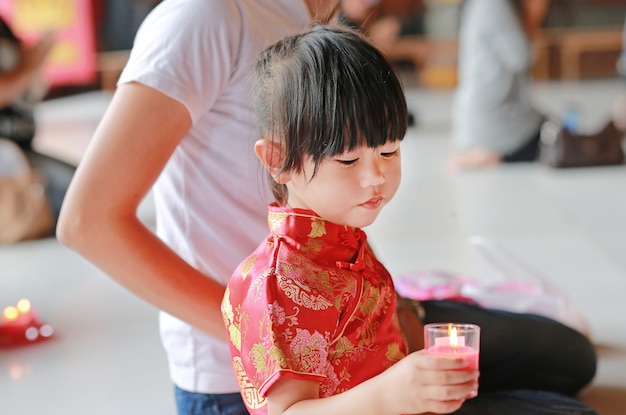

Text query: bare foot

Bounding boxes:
[447,148,502,172]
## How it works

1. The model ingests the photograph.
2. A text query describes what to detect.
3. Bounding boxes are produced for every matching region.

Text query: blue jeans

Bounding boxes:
[175,387,249,415]
[454,390,598,415]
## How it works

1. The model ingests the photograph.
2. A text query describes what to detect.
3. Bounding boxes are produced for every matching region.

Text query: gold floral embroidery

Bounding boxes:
[309,218,326,238]
[277,274,333,310]
[360,284,382,315]
[385,342,404,363]
[301,238,324,255]
[241,257,256,281]
[358,320,379,347]
[229,323,242,351]
[331,336,356,359]
[233,356,267,409]
[268,212,288,232]
[316,270,333,296]
[222,287,242,351]
[278,253,343,297]
[250,343,269,372]
[249,267,275,301]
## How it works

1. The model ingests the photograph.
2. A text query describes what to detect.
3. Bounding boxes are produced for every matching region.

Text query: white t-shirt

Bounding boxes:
[118,0,311,394]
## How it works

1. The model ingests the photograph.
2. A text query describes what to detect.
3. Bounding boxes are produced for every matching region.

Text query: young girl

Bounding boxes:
[221,25,479,415]
[222,23,601,415]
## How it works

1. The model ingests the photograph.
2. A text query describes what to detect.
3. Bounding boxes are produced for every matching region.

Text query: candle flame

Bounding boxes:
[449,324,458,349]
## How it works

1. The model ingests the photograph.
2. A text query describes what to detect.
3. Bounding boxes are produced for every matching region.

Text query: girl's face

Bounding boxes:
[284,140,401,228]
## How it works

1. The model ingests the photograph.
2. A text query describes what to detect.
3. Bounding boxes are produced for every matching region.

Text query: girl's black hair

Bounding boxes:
[253,24,408,202]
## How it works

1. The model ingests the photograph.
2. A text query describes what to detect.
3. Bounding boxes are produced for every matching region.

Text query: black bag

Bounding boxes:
[539,119,625,168]
[0,106,36,148]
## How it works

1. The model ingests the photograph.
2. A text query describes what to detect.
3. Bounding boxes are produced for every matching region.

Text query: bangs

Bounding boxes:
[294,26,408,166]
[253,25,408,187]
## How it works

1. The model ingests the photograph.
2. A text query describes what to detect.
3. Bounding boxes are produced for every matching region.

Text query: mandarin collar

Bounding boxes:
[267,203,366,262]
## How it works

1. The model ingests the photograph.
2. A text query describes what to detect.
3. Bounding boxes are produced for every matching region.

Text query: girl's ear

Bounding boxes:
[254,138,290,184]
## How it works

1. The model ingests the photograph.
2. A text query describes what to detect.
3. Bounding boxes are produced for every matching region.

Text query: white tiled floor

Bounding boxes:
[1,78,626,414]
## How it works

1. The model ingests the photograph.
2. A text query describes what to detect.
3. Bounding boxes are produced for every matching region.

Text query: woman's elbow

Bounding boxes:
[55,198,97,252]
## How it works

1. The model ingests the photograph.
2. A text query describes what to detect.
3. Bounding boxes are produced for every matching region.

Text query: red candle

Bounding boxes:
[426,344,480,370]
[424,323,480,370]
[0,299,54,348]
[2,299,36,326]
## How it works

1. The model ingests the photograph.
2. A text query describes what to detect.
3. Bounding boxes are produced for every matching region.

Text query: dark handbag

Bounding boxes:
[0,106,36,148]
[539,119,625,168]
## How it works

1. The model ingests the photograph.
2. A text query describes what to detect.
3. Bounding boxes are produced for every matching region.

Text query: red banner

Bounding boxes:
[0,0,97,87]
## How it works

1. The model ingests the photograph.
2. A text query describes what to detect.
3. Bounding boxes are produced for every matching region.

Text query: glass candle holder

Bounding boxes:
[424,323,480,370]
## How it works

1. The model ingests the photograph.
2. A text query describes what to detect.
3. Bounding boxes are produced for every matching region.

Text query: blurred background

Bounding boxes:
[1,1,625,414]
[1,0,624,95]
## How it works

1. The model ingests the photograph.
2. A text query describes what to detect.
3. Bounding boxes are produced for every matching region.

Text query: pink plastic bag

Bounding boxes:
[395,237,588,335]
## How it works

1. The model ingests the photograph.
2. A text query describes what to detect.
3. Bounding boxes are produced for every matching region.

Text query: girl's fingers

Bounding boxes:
[426,368,480,386]
[420,381,479,402]
[410,350,475,370]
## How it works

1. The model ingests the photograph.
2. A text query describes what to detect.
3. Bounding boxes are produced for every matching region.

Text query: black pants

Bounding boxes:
[455,389,598,415]
[502,126,542,163]
[25,150,76,226]
[421,300,598,414]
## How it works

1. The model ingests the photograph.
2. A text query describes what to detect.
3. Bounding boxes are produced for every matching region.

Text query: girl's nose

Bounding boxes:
[360,161,385,188]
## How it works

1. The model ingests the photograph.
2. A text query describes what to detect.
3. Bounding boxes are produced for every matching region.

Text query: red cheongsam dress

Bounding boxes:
[222,204,408,414]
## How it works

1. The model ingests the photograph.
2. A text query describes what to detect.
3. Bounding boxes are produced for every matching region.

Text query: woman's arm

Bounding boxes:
[267,351,479,415]
[56,82,229,340]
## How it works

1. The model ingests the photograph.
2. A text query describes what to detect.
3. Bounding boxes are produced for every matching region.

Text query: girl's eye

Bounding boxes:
[381,150,398,158]
[337,158,358,166]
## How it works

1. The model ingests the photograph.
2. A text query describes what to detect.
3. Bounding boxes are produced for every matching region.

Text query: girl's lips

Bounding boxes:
[360,196,383,209]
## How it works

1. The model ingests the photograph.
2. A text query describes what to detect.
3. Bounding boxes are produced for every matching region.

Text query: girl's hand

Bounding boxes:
[378,350,479,415]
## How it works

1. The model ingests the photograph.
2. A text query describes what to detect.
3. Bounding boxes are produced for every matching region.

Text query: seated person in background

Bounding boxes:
[0,18,75,244]
[0,137,53,244]
[0,16,53,148]
[449,0,547,170]
[0,17,74,242]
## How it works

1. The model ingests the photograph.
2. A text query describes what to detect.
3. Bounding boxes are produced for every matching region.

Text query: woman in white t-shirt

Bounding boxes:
[57,1,339,414]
